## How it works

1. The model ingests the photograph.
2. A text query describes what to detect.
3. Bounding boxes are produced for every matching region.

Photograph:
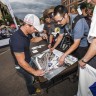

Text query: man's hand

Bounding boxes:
[33,70,45,76]
[59,54,66,66]
[78,60,86,68]
[48,44,51,49]
[50,47,55,52]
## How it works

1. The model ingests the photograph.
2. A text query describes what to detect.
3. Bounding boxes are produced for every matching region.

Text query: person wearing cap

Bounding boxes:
[9,14,47,96]
[79,0,96,69]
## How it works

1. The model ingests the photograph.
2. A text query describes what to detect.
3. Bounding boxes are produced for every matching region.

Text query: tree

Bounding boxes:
[4,14,14,25]
[0,19,4,25]
[3,14,20,25]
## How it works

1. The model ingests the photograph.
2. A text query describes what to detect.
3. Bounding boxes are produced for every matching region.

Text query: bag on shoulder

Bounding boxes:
[58,28,74,51]
[84,16,91,28]
[72,14,90,46]
[72,15,84,30]
[57,15,89,51]
[72,14,91,30]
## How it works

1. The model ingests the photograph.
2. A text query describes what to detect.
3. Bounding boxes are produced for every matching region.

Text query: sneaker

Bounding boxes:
[35,88,44,95]
[29,88,44,96]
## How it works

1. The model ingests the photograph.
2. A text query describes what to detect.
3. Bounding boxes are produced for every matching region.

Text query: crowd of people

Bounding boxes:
[0,24,17,40]
[9,0,96,96]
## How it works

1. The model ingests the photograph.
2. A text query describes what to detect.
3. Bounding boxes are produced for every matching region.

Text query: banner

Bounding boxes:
[77,64,96,96]
[5,0,18,29]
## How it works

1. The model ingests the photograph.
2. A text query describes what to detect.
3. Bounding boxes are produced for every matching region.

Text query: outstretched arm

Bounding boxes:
[79,38,96,68]
[14,52,44,76]
[50,34,63,51]
[31,34,48,42]
[59,39,80,65]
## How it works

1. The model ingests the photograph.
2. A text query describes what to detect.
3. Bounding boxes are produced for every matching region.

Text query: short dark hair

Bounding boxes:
[44,15,50,19]
[80,3,87,10]
[54,5,68,16]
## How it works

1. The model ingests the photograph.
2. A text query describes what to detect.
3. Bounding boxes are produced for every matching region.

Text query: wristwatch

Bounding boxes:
[81,59,87,63]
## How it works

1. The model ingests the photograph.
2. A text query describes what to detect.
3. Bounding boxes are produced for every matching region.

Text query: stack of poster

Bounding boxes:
[31,49,78,80]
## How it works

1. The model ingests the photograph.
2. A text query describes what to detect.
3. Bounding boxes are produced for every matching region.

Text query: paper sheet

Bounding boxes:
[32,50,38,53]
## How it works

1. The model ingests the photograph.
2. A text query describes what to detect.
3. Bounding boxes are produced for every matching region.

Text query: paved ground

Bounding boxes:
[0,46,78,96]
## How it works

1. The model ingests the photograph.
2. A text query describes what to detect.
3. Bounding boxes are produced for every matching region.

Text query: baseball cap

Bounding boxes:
[24,14,43,32]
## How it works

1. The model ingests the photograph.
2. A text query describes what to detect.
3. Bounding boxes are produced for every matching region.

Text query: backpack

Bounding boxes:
[72,15,84,30]
[59,15,84,51]
[84,16,91,28]
[58,15,89,51]
[58,27,74,51]
[72,14,90,46]
[72,14,90,30]
[55,15,90,51]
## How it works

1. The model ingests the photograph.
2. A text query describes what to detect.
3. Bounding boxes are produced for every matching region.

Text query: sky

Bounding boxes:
[1,0,61,20]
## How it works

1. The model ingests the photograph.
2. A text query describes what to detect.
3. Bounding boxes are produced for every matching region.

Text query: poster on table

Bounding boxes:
[32,49,78,80]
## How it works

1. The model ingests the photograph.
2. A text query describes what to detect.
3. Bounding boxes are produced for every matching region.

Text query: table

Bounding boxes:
[30,40,78,92]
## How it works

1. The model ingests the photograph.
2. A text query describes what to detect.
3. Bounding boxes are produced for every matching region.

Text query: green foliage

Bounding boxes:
[0,19,4,25]
[4,14,14,24]
[85,1,94,9]
[3,14,20,25]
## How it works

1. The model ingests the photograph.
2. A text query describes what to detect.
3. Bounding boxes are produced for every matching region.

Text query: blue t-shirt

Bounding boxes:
[71,17,89,47]
[10,29,32,65]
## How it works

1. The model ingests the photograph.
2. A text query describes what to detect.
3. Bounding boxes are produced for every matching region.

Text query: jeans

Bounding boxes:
[16,60,36,95]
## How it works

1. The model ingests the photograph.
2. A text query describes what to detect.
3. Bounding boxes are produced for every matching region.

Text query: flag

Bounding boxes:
[77,64,96,96]
[5,0,18,29]
[89,82,96,96]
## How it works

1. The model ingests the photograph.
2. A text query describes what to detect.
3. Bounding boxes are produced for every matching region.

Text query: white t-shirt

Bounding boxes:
[87,6,96,43]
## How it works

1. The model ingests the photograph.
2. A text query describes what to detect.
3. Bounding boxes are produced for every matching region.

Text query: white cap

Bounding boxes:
[24,14,43,32]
